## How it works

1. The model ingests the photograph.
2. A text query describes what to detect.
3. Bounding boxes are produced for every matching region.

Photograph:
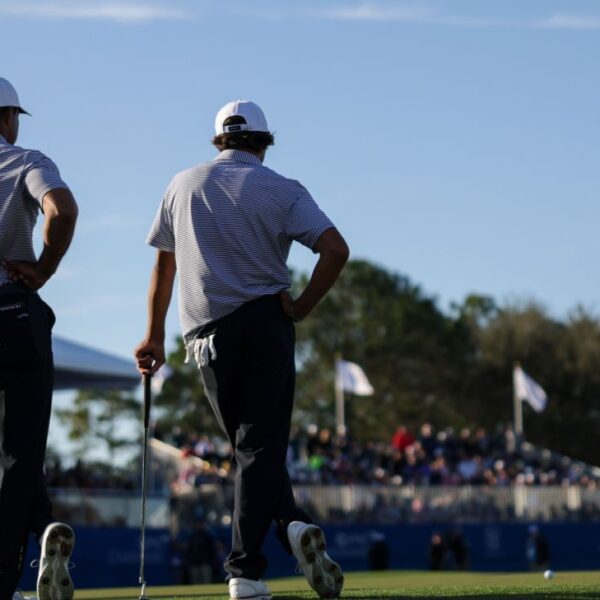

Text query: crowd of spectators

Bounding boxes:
[157,421,600,490]
[45,422,600,492]
[160,422,600,526]
[44,422,600,526]
[45,456,138,490]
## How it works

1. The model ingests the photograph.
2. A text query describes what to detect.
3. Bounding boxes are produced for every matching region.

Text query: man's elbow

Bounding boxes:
[58,202,78,225]
[332,237,350,265]
[316,228,350,266]
[44,189,79,225]
[56,193,79,224]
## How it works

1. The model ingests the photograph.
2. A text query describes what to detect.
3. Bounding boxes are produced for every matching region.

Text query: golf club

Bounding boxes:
[138,372,152,600]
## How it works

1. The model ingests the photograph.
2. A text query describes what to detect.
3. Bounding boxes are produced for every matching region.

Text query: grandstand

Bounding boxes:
[45,422,600,526]
[25,421,599,590]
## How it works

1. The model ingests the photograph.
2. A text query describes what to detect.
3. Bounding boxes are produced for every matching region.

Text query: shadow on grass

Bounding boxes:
[336,590,600,600]
[228,595,600,600]
[98,593,600,600]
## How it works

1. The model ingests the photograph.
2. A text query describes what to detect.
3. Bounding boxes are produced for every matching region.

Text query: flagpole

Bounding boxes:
[513,362,524,437]
[334,353,346,435]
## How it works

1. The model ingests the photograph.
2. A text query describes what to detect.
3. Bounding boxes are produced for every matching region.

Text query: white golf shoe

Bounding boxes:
[287,521,343,599]
[36,522,75,600]
[228,577,272,600]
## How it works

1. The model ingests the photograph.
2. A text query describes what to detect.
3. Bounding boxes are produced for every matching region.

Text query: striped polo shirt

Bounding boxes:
[0,135,69,286]
[147,149,334,341]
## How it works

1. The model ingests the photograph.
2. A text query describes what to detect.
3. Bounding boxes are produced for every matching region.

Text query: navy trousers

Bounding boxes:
[190,295,311,581]
[0,285,55,599]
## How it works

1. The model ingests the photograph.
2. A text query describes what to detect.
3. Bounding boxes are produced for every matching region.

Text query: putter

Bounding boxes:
[139,372,152,600]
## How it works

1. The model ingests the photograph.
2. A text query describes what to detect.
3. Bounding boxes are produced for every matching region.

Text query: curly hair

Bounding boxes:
[212,115,274,154]
[0,107,16,120]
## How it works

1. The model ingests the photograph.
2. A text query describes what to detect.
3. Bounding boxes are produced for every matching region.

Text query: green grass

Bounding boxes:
[32,570,600,600]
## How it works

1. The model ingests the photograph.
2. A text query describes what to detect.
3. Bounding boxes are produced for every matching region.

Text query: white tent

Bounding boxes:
[53,336,140,391]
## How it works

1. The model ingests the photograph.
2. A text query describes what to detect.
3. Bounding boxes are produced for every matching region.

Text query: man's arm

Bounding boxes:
[135,249,177,374]
[1,188,78,290]
[280,227,349,322]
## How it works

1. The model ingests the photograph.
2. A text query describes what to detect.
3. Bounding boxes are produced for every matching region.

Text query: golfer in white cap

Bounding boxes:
[0,77,78,600]
[136,100,348,599]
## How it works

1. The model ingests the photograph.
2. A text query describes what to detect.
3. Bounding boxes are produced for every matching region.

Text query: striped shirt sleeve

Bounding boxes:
[146,187,176,252]
[286,186,334,252]
[23,152,69,208]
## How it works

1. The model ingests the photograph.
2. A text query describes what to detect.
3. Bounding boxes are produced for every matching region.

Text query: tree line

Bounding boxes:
[60,259,600,466]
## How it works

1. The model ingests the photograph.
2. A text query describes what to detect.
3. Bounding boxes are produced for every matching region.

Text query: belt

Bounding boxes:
[0,282,29,295]
[183,294,283,346]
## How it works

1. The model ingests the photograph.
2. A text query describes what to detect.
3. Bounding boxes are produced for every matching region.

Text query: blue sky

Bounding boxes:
[3,0,599,365]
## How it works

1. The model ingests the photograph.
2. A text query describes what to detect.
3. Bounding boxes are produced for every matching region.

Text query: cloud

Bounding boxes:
[310,3,600,30]
[539,13,600,30]
[321,3,436,23]
[315,3,500,27]
[3,2,597,32]
[0,2,190,22]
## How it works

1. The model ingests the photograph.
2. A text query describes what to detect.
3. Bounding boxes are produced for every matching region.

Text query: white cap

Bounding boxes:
[214,100,268,134]
[0,77,30,115]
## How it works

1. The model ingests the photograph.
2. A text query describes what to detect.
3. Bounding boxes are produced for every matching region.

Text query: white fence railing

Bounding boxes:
[171,484,600,529]
[49,484,600,528]
[48,488,170,528]
[291,485,600,524]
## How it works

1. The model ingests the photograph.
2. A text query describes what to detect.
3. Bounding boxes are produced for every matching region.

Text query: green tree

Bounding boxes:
[457,300,600,463]
[56,389,141,463]
[293,259,471,439]
[150,260,472,442]
[140,259,600,465]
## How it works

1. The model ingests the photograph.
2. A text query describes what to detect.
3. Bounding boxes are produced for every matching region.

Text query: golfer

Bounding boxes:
[0,77,77,600]
[136,100,348,599]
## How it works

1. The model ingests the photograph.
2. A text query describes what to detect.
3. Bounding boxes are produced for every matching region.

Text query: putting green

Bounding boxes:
[26,570,600,599]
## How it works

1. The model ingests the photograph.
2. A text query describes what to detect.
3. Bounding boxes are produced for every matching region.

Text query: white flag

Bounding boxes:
[513,365,547,413]
[336,359,374,396]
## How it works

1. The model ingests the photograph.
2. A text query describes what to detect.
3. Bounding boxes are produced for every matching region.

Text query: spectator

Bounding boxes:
[367,531,390,570]
[526,525,550,571]
[391,426,415,452]
[445,529,469,570]
[429,532,445,570]
[186,520,218,584]
[419,422,438,459]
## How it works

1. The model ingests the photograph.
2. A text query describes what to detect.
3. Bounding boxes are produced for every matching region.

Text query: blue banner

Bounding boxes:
[19,522,600,589]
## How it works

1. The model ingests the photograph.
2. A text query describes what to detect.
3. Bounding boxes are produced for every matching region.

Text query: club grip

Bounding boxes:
[143,373,152,429]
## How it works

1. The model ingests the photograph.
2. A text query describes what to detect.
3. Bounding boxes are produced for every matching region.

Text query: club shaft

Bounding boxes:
[139,423,149,584]
[139,373,152,594]
[143,371,152,428]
